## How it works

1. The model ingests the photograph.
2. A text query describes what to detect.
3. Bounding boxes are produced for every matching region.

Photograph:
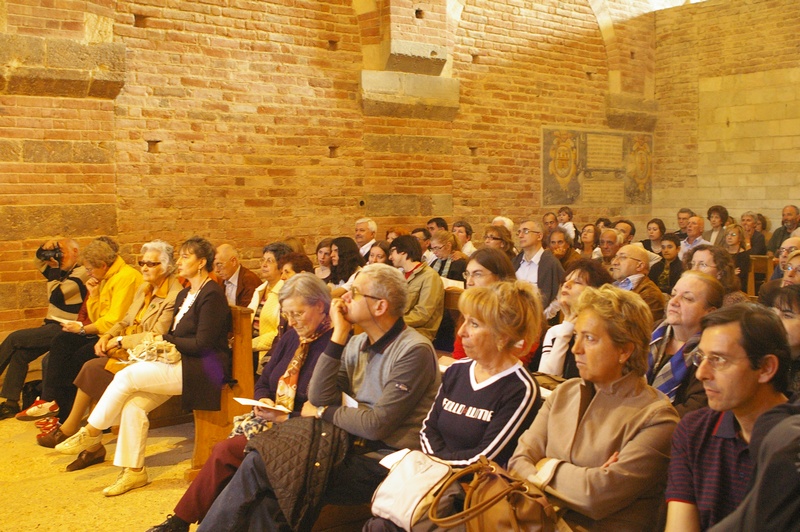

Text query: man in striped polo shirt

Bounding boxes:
[664,304,791,531]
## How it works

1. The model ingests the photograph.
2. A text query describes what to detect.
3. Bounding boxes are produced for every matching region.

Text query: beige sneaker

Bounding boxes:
[102,467,149,497]
[54,426,102,455]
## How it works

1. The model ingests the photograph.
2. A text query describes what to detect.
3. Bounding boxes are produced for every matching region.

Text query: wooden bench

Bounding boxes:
[185,305,254,480]
[748,254,774,296]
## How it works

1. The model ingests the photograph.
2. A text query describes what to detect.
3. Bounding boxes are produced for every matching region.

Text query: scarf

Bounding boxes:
[647,322,700,401]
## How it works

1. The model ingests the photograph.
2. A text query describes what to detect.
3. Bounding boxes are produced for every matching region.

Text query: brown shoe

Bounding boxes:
[37,427,67,448]
[66,445,106,472]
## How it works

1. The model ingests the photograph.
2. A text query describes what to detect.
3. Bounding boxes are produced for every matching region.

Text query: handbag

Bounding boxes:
[371,450,452,531]
[127,338,181,364]
[429,455,571,532]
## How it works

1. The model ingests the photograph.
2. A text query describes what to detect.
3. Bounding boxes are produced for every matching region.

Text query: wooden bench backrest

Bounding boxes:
[748,255,774,296]
[186,305,254,480]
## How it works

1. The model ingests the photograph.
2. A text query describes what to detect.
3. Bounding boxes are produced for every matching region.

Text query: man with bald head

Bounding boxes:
[0,238,89,419]
[214,244,261,307]
[611,244,664,322]
[598,227,623,273]
[680,216,710,260]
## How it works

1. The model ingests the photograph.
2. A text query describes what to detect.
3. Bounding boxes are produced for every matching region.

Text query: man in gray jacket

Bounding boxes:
[198,263,441,531]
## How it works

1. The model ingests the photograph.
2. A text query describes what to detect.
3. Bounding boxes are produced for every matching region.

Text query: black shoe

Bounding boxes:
[146,515,190,532]
[0,401,20,420]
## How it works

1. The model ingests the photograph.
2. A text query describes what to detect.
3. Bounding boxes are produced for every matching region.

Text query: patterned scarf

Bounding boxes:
[647,322,700,401]
[230,315,332,440]
[657,261,671,292]
[275,316,332,411]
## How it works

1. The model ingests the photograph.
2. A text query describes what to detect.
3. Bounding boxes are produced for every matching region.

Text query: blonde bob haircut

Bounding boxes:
[573,285,652,377]
[458,280,543,354]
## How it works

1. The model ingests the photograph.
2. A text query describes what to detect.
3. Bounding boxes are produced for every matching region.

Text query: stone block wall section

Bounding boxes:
[652,0,800,227]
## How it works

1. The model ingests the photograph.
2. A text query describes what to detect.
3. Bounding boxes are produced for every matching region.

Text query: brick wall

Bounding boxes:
[10,0,794,339]
[653,0,800,230]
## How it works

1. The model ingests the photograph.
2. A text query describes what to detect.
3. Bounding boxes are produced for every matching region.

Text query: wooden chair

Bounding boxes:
[748,255,774,296]
[185,305,254,480]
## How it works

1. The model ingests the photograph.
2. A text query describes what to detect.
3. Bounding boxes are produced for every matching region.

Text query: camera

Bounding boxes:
[37,243,64,266]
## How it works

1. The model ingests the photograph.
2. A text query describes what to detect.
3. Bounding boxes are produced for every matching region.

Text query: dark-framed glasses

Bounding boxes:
[138,261,162,268]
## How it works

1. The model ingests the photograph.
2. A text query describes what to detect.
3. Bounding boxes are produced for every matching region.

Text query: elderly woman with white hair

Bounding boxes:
[509,285,679,530]
[55,236,232,496]
[37,241,182,457]
[148,273,334,531]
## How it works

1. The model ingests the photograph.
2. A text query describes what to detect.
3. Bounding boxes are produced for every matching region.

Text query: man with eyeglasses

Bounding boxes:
[610,244,664,322]
[513,219,564,307]
[387,235,444,341]
[198,263,440,531]
[214,244,261,307]
[665,304,790,531]
[757,236,800,305]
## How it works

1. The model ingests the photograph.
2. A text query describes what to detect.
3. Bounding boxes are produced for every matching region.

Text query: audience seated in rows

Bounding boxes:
[37,241,183,465]
[196,263,441,531]
[148,273,333,531]
[55,236,232,497]
[40,239,142,425]
[365,280,544,531]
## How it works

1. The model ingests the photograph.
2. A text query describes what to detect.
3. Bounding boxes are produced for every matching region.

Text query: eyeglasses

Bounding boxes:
[517,228,541,236]
[785,264,800,274]
[214,257,233,269]
[463,271,487,280]
[725,232,738,237]
[261,257,276,265]
[779,246,798,256]
[138,261,162,268]
[689,261,714,271]
[483,235,502,241]
[350,285,382,301]
[691,350,733,371]
[613,254,643,264]
[282,309,307,321]
[430,245,446,252]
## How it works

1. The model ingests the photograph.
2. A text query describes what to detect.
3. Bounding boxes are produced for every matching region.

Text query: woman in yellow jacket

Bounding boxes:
[18,238,142,425]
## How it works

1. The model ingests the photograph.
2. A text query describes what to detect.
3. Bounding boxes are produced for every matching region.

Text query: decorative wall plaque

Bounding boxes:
[542,128,652,206]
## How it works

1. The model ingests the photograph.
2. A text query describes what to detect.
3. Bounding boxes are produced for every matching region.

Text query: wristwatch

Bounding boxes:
[315,405,327,419]
[79,325,86,336]
[116,336,124,348]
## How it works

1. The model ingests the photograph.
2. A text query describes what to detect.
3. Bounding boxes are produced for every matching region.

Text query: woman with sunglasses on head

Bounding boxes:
[148,273,333,532]
[55,236,232,497]
[38,241,183,460]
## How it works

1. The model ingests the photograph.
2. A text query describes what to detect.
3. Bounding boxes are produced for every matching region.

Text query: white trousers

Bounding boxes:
[88,360,183,468]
